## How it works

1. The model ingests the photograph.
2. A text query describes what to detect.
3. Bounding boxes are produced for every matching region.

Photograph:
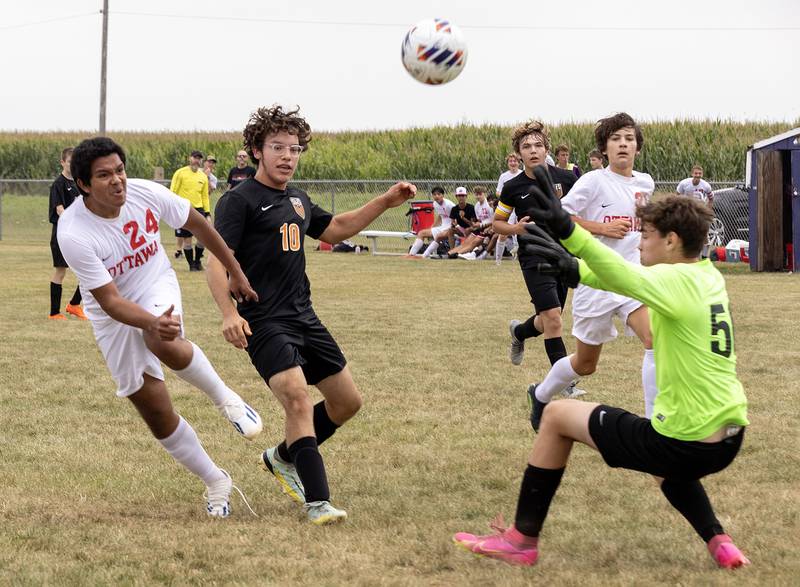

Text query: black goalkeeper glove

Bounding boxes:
[522,165,576,239]
[518,224,581,288]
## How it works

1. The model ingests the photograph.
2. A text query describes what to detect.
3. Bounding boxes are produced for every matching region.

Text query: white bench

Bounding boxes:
[358,230,415,255]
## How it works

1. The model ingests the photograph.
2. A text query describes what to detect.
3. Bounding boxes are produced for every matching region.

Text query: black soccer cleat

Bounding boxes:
[527,384,547,433]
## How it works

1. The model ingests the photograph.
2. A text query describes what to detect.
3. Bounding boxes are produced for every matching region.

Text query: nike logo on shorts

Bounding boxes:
[601,203,613,208]
[261,204,275,212]
[521,194,530,199]
[599,410,607,426]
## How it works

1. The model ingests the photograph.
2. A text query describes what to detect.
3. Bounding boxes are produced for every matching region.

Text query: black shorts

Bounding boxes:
[521,267,568,313]
[51,225,67,268]
[588,405,744,481]
[245,315,347,386]
[174,207,207,238]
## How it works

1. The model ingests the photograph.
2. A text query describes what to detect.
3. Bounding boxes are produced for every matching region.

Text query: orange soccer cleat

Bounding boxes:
[65,304,88,320]
[48,313,68,321]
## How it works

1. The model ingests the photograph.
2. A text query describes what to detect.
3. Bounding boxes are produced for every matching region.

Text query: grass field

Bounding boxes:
[1,217,799,584]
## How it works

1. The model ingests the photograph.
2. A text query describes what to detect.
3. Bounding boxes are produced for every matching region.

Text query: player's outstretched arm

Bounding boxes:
[573,216,631,239]
[206,255,251,350]
[184,208,257,303]
[319,181,417,243]
[91,282,181,341]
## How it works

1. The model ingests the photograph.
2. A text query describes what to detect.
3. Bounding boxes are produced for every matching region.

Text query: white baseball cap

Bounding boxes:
[455,186,467,195]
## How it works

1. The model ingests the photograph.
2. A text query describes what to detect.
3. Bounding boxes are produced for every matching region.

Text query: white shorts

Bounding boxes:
[91,271,184,397]
[431,224,451,240]
[572,297,643,346]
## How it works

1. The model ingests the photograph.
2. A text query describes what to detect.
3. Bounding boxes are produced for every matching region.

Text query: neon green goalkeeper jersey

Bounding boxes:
[562,225,749,441]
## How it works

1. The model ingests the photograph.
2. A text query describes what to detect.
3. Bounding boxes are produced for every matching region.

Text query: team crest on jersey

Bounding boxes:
[290,197,305,219]
[553,183,564,198]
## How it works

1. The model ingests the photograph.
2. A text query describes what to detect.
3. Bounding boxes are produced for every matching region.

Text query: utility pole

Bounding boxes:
[99,0,109,134]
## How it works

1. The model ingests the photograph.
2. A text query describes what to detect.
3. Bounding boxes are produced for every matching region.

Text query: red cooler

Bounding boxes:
[408,200,435,234]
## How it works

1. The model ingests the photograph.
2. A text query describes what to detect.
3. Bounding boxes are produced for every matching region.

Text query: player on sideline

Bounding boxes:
[58,137,263,518]
[454,168,750,569]
[48,147,88,321]
[206,105,416,525]
[406,186,454,258]
[494,120,582,396]
[527,113,658,423]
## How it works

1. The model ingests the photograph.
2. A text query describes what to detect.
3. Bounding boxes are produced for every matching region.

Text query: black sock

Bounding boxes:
[184,247,194,267]
[277,401,341,461]
[195,246,204,260]
[50,282,62,315]
[277,442,292,462]
[68,286,82,306]
[660,479,724,543]
[312,401,340,446]
[515,316,543,341]
[514,465,565,537]
[544,337,567,366]
[288,436,330,503]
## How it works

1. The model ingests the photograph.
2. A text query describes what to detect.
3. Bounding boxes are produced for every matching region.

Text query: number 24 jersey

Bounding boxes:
[57,179,191,321]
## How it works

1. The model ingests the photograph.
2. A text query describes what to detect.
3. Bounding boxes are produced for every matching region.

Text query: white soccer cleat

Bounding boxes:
[304,500,347,525]
[205,470,232,518]
[508,319,525,366]
[458,252,477,260]
[260,446,305,505]
[561,379,587,398]
[218,395,263,440]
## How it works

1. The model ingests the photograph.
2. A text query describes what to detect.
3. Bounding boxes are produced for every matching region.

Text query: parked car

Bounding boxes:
[708,185,749,246]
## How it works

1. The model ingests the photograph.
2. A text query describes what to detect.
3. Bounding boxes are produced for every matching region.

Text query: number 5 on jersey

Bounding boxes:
[280,222,301,252]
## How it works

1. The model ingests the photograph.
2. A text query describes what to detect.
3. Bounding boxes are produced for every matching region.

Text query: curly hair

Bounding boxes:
[70,137,127,197]
[511,120,550,155]
[242,105,312,163]
[595,112,643,153]
[637,196,713,258]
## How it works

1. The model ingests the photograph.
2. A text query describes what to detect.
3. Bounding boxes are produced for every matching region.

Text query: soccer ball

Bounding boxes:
[401,18,467,85]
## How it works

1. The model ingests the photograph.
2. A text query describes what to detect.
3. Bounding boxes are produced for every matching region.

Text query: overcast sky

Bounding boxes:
[2,0,798,132]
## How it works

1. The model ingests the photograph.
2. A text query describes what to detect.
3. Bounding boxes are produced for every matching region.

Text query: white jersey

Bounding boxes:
[433,198,455,227]
[57,178,191,321]
[206,171,218,191]
[496,169,522,195]
[676,177,712,203]
[561,167,654,317]
[475,200,494,225]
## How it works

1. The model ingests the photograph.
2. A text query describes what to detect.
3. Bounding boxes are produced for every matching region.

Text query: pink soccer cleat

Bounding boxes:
[708,534,750,569]
[453,515,539,566]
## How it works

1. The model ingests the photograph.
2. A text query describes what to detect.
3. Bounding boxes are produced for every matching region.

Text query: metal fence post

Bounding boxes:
[0,184,3,241]
[330,186,335,215]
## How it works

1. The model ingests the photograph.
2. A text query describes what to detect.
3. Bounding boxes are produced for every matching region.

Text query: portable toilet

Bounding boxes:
[746,128,800,271]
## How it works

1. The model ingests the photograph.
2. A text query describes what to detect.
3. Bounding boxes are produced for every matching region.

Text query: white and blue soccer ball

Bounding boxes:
[401,18,467,85]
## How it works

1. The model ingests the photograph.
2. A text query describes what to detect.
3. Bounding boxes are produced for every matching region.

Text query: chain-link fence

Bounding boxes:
[0,178,745,250]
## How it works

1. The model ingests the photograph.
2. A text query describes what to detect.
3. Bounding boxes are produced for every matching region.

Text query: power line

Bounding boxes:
[0,11,99,31]
[3,10,795,32]
[112,11,799,32]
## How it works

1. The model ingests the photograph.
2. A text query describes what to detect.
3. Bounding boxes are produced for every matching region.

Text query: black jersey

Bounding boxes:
[227,166,256,188]
[451,203,477,229]
[498,165,576,268]
[214,179,333,321]
[48,174,79,224]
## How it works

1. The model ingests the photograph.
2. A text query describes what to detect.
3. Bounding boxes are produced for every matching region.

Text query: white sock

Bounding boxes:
[158,417,225,485]
[173,342,236,407]
[422,241,439,257]
[409,238,424,255]
[642,349,658,419]
[535,355,580,403]
[495,239,505,263]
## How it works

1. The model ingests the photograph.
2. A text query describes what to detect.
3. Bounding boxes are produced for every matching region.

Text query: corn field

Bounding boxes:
[0,120,794,181]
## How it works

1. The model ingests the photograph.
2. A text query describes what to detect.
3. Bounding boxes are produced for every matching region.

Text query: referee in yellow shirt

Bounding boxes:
[171,150,210,271]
